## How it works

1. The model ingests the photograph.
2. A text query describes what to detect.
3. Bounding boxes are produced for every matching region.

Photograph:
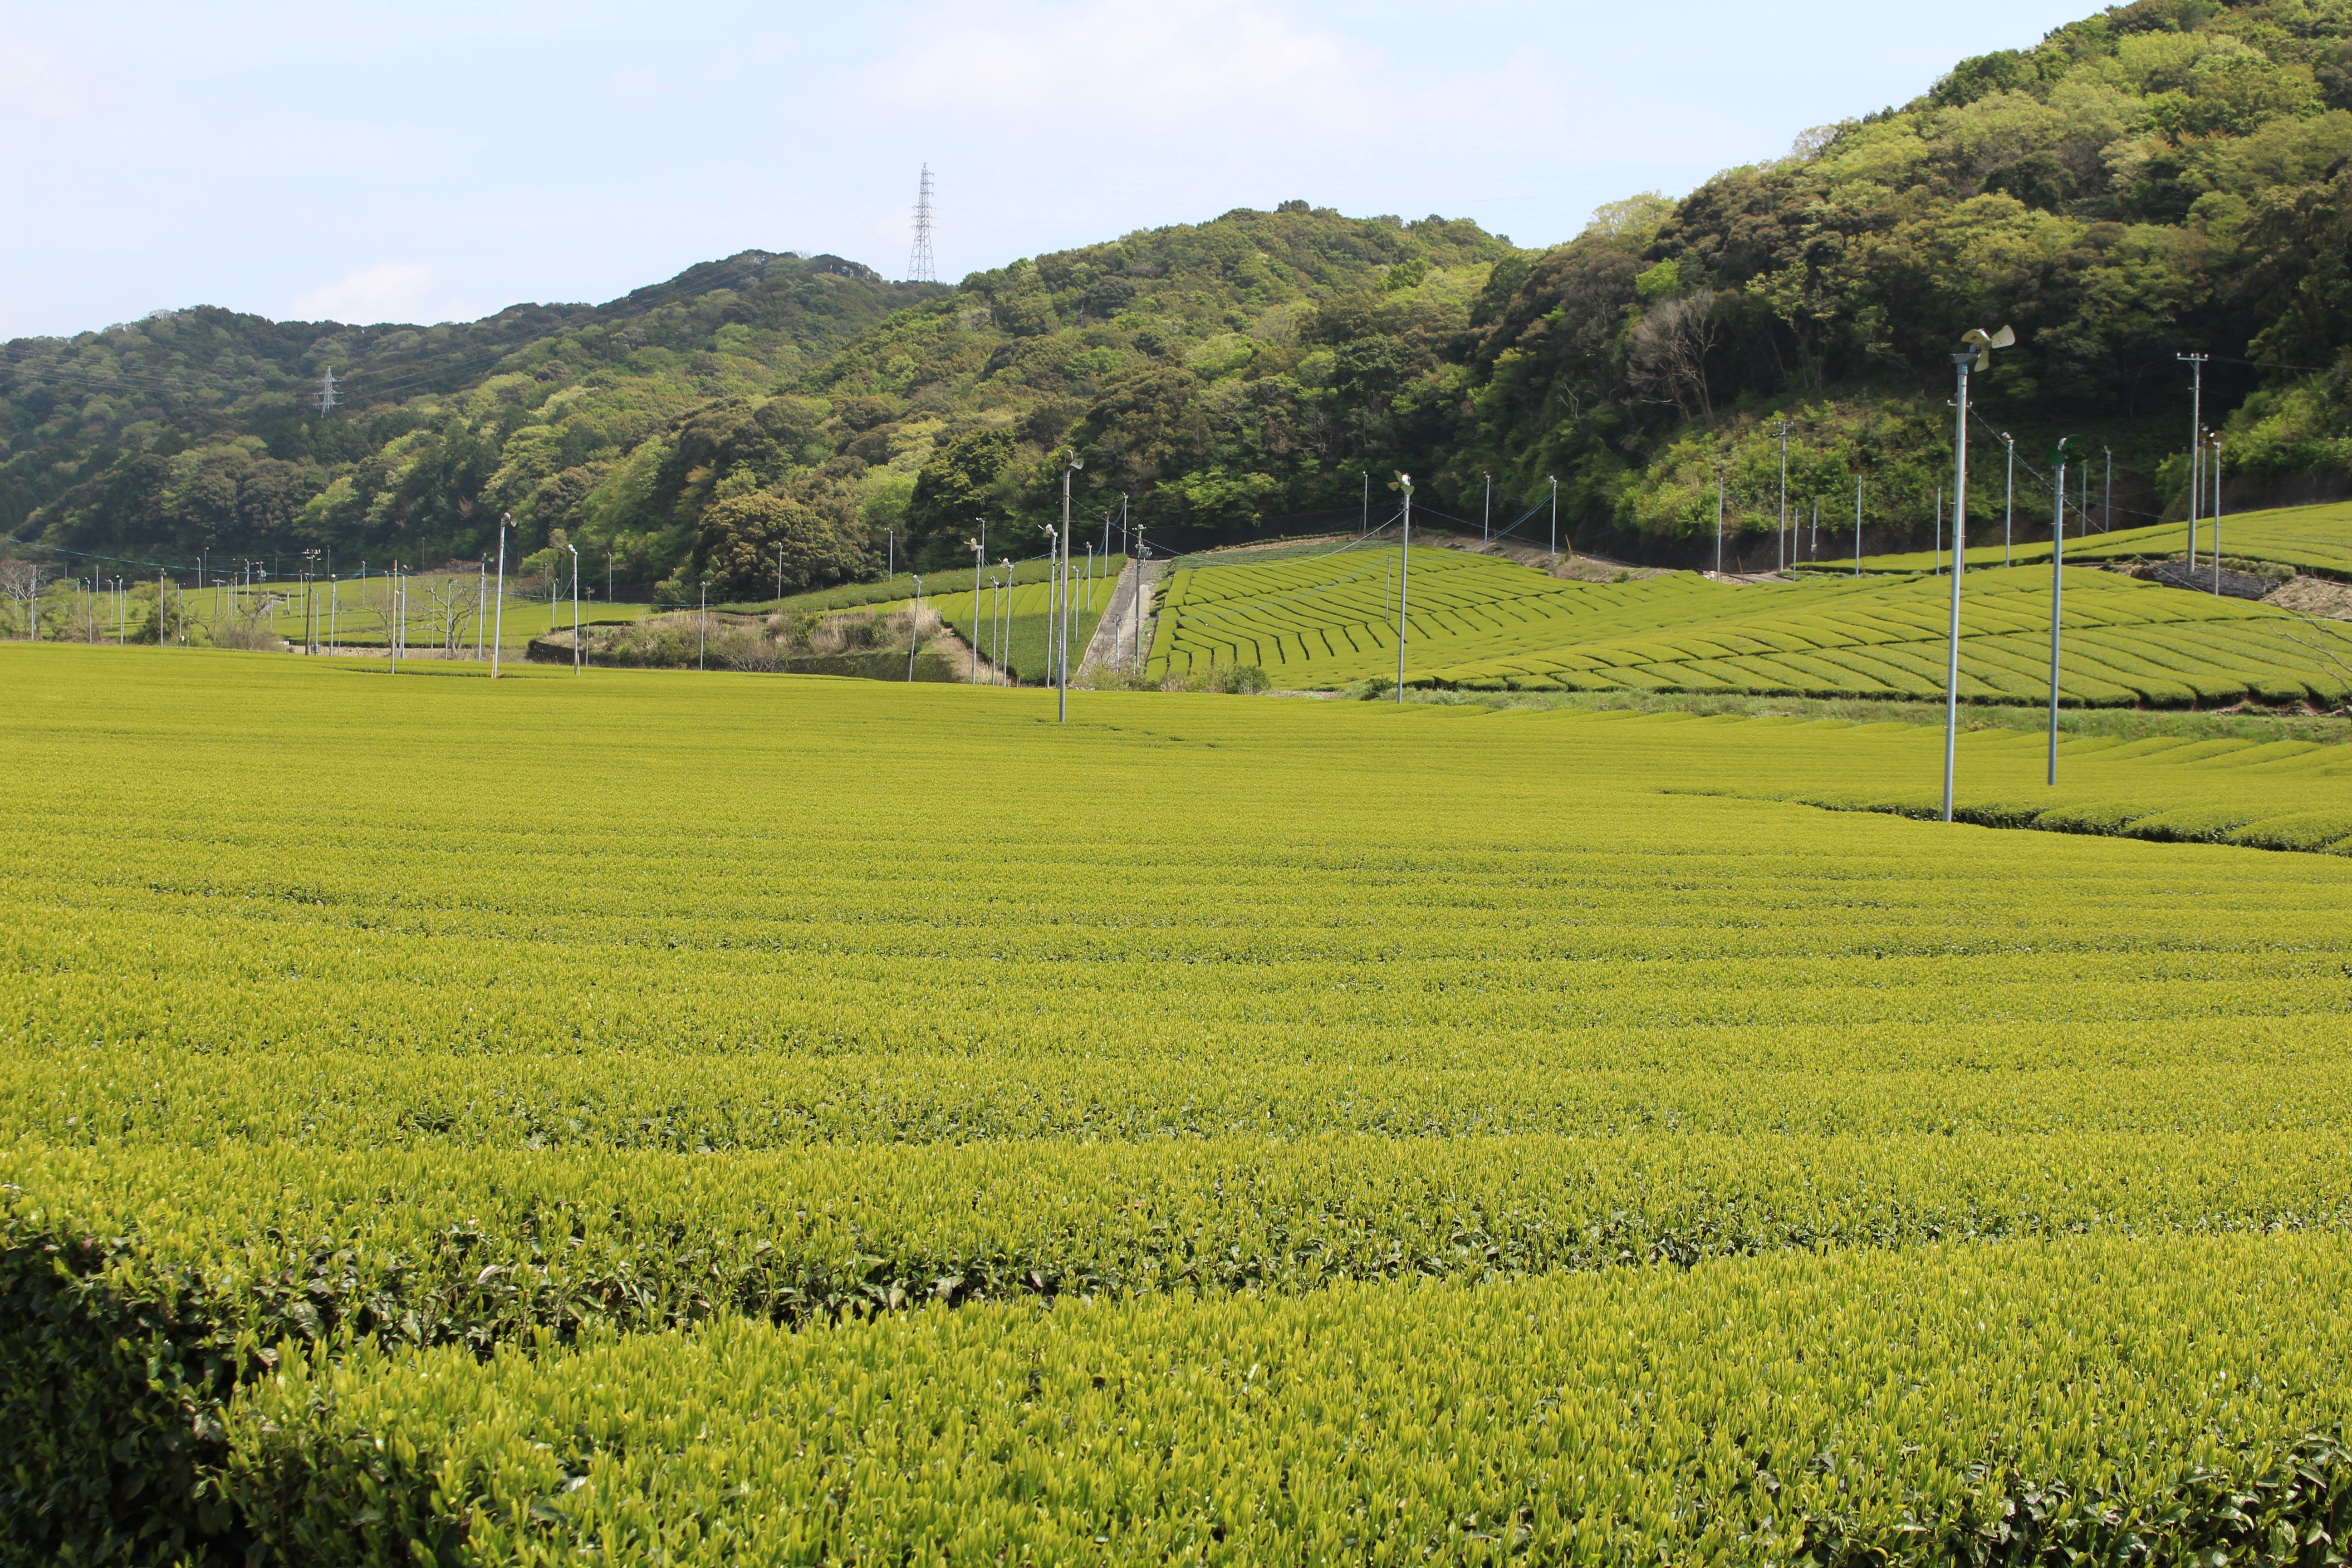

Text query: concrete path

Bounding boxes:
[1077,559,1151,682]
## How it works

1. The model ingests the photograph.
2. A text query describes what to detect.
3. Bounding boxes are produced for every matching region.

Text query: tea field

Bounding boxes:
[1829,497,2352,579]
[5,643,2351,1563]
[1147,544,2352,706]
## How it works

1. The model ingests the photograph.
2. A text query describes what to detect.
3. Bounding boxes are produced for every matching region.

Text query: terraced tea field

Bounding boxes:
[1149,544,2352,705]
[1831,497,2352,579]
[6,643,2350,1562]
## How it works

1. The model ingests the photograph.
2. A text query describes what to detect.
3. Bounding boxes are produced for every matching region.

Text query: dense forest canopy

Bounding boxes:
[7,0,2352,597]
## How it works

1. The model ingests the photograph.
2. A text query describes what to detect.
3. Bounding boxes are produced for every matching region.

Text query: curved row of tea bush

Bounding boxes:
[220,1236,2352,1566]
[7,648,2351,1563]
[1147,545,2352,706]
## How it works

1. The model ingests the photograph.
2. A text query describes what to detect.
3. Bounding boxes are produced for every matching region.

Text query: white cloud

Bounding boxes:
[0,42,92,116]
[869,0,1365,122]
[290,261,438,323]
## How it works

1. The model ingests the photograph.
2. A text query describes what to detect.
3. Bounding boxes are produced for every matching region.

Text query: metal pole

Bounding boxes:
[1482,472,1490,545]
[475,556,486,661]
[887,528,894,581]
[908,575,923,680]
[1396,474,1413,702]
[1059,459,1079,720]
[1547,476,1558,571]
[2103,449,2112,533]
[1934,490,1942,575]
[1854,478,1863,577]
[1942,354,1972,823]
[970,535,983,682]
[1810,496,1818,562]
[568,544,580,672]
[698,583,706,671]
[1361,471,1368,536]
[1775,422,1790,575]
[2179,353,2205,567]
[1715,478,1724,578]
[2213,437,2224,593]
[2002,434,2015,567]
[2048,441,2069,786]
[492,516,508,679]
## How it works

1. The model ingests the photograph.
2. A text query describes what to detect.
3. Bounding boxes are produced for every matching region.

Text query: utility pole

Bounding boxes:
[1395,473,1413,702]
[492,514,509,680]
[1131,530,1145,670]
[1773,420,1793,575]
[2001,433,2016,567]
[2212,434,2225,593]
[2048,438,2070,785]
[907,164,937,284]
[907,576,924,678]
[1944,325,2012,823]
[1059,455,1080,720]
[1547,475,1558,571]
[968,535,983,682]
[568,543,581,672]
[2178,353,2206,566]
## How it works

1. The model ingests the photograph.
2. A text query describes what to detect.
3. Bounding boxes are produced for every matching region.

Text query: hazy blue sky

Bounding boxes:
[3,0,2097,339]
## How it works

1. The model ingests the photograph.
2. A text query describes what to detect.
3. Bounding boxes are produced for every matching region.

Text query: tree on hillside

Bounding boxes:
[699,491,868,600]
[906,430,1016,559]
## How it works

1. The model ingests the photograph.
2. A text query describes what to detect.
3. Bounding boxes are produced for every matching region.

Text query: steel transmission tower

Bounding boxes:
[317,367,339,416]
[908,165,937,283]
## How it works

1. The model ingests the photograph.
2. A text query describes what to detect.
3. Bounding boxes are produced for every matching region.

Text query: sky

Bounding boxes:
[2,0,2100,341]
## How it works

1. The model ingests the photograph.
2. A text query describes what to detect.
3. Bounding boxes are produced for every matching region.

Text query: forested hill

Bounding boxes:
[0,253,941,586]
[1471,0,2352,554]
[8,0,2352,596]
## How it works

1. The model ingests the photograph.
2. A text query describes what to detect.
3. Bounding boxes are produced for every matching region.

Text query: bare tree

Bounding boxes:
[421,576,483,655]
[1,559,45,640]
[1627,289,1721,421]
[2277,609,2352,717]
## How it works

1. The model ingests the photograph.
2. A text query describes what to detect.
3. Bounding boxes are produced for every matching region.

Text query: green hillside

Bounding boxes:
[0,254,940,584]
[14,0,2352,616]
[1148,542,2352,706]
